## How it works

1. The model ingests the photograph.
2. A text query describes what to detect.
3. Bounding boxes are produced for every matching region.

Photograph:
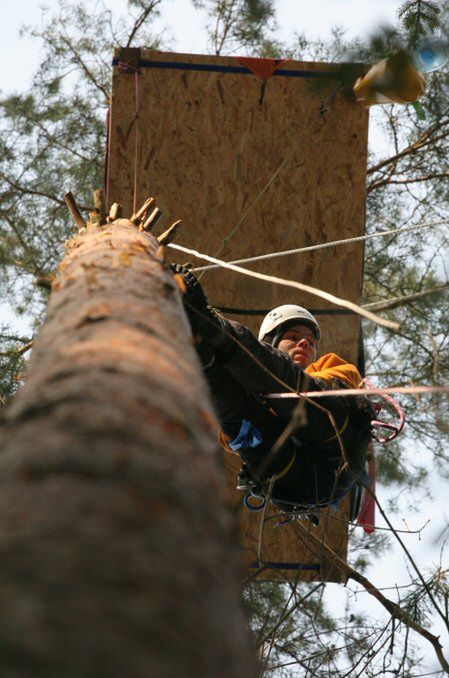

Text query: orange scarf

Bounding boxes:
[306,352,363,389]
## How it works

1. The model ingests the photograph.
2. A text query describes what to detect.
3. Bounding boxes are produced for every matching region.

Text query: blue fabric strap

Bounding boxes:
[229,419,262,451]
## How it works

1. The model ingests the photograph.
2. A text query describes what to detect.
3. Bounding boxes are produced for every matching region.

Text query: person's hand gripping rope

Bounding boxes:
[171,264,235,365]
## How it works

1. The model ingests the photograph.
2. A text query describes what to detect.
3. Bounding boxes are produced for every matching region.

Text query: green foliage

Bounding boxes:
[398,0,441,47]
[191,0,276,55]
[0,330,28,407]
[1,2,449,674]
[0,0,164,325]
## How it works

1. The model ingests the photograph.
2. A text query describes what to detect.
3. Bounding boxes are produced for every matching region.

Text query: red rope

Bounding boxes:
[103,107,111,205]
[357,442,376,534]
[363,378,406,444]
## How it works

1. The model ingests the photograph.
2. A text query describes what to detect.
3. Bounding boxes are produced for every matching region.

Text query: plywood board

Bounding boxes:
[107,49,369,582]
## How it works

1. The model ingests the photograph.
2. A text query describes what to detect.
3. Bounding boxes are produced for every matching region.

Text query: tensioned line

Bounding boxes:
[192,219,449,272]
[168,242,399,331]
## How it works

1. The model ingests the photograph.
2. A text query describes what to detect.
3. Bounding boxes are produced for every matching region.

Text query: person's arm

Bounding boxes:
[218,320,375,459]
[172,265,374,453]
[204,360,251,427]
[171,264,327,393]
[219,319,315,394]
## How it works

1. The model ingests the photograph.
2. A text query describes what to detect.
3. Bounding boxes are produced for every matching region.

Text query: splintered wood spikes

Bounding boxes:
[63,192,181,245]
[64,191,87,230]
[157,220,181,246]
[130,196,155,225]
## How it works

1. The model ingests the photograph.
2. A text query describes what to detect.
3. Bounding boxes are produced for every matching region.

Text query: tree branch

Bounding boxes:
[58,34,110,100]
[291,521,449,675]
[364,284,449,312]
[0,334,32,345]
[125,0,162,48]
[0,341,33,358]
[25,114,91,162]
[367,121,449,176]
[1,173,90,211]
[1,173,69,207]
[368,172,449,193]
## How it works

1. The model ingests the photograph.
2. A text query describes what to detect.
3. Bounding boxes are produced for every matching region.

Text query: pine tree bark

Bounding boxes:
[0,218,258,677]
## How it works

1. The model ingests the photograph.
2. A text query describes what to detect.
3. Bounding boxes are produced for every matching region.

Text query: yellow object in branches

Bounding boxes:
[353,50,426,105]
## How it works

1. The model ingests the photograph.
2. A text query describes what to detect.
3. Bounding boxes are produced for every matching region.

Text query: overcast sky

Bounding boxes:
[0,0,405,91]
[1,3,446,671]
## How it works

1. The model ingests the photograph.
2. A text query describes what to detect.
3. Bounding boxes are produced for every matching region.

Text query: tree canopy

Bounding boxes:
[1,0,449,675]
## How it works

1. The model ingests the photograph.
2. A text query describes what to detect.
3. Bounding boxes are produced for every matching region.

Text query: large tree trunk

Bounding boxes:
[0,217,257,677]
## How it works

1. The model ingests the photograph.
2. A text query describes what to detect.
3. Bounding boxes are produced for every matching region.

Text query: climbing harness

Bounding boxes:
[237,461,357,527]
[237,379,405,528]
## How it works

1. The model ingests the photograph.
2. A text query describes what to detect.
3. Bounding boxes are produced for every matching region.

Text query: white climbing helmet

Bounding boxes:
[258,305,321,343]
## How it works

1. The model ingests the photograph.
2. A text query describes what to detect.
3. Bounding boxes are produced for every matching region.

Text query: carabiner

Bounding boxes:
[244,492,266,511]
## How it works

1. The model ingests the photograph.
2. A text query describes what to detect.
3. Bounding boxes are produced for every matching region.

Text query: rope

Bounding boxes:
[214,284,449,316]
[216,306,355,316]
[132,69,141,215]
[169,242,399,330]
[263,384,449,399]
[103,108,111,206]
[363,379,405,444]
[192,219,449,272]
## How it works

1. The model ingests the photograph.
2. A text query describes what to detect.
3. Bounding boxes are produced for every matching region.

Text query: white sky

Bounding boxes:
[1,1,447,673]
[0,0,404,91]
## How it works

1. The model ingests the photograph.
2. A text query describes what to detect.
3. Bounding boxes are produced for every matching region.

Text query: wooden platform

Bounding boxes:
[107,48,369,582]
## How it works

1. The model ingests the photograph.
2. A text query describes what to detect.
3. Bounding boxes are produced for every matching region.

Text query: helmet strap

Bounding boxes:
[272,329,283,349]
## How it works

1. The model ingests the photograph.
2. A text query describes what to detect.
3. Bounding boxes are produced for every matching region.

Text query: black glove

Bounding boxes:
[171,264,209,309]
[171,264,227,346]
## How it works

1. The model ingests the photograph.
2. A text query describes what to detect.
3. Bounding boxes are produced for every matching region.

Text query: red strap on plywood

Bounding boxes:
[235,57,289,80]
[357,443,376,534]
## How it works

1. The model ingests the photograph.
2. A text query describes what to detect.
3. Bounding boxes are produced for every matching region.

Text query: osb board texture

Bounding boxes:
[108,50,369,582]
[223,453,350,583]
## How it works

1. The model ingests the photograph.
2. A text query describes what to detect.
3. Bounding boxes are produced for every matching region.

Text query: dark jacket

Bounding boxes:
[205,320,375,508]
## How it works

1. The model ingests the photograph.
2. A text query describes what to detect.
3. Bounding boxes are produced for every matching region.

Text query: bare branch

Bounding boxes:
[368,171,449,193]
[64,192,87,230]
[125,0,163,48]
[58,34,110,100]
[291,521,449,675]
[364,284,449,312]
[367,120,449,176]
[0,172,68,207]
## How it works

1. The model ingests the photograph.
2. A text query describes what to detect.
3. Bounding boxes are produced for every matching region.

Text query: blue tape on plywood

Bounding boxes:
[250,562,321,571]
[112,58,342,80]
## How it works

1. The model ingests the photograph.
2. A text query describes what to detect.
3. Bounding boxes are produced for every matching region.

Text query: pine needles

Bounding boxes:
[398,0,441,47]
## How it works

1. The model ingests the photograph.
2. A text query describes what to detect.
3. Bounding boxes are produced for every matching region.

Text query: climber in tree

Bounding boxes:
[172,265,375,513]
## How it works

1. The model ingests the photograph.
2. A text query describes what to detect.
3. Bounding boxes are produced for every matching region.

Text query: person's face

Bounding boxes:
[277,324,318,368]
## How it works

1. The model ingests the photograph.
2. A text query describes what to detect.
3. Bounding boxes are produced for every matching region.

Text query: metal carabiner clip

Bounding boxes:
[244,492,266,511]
